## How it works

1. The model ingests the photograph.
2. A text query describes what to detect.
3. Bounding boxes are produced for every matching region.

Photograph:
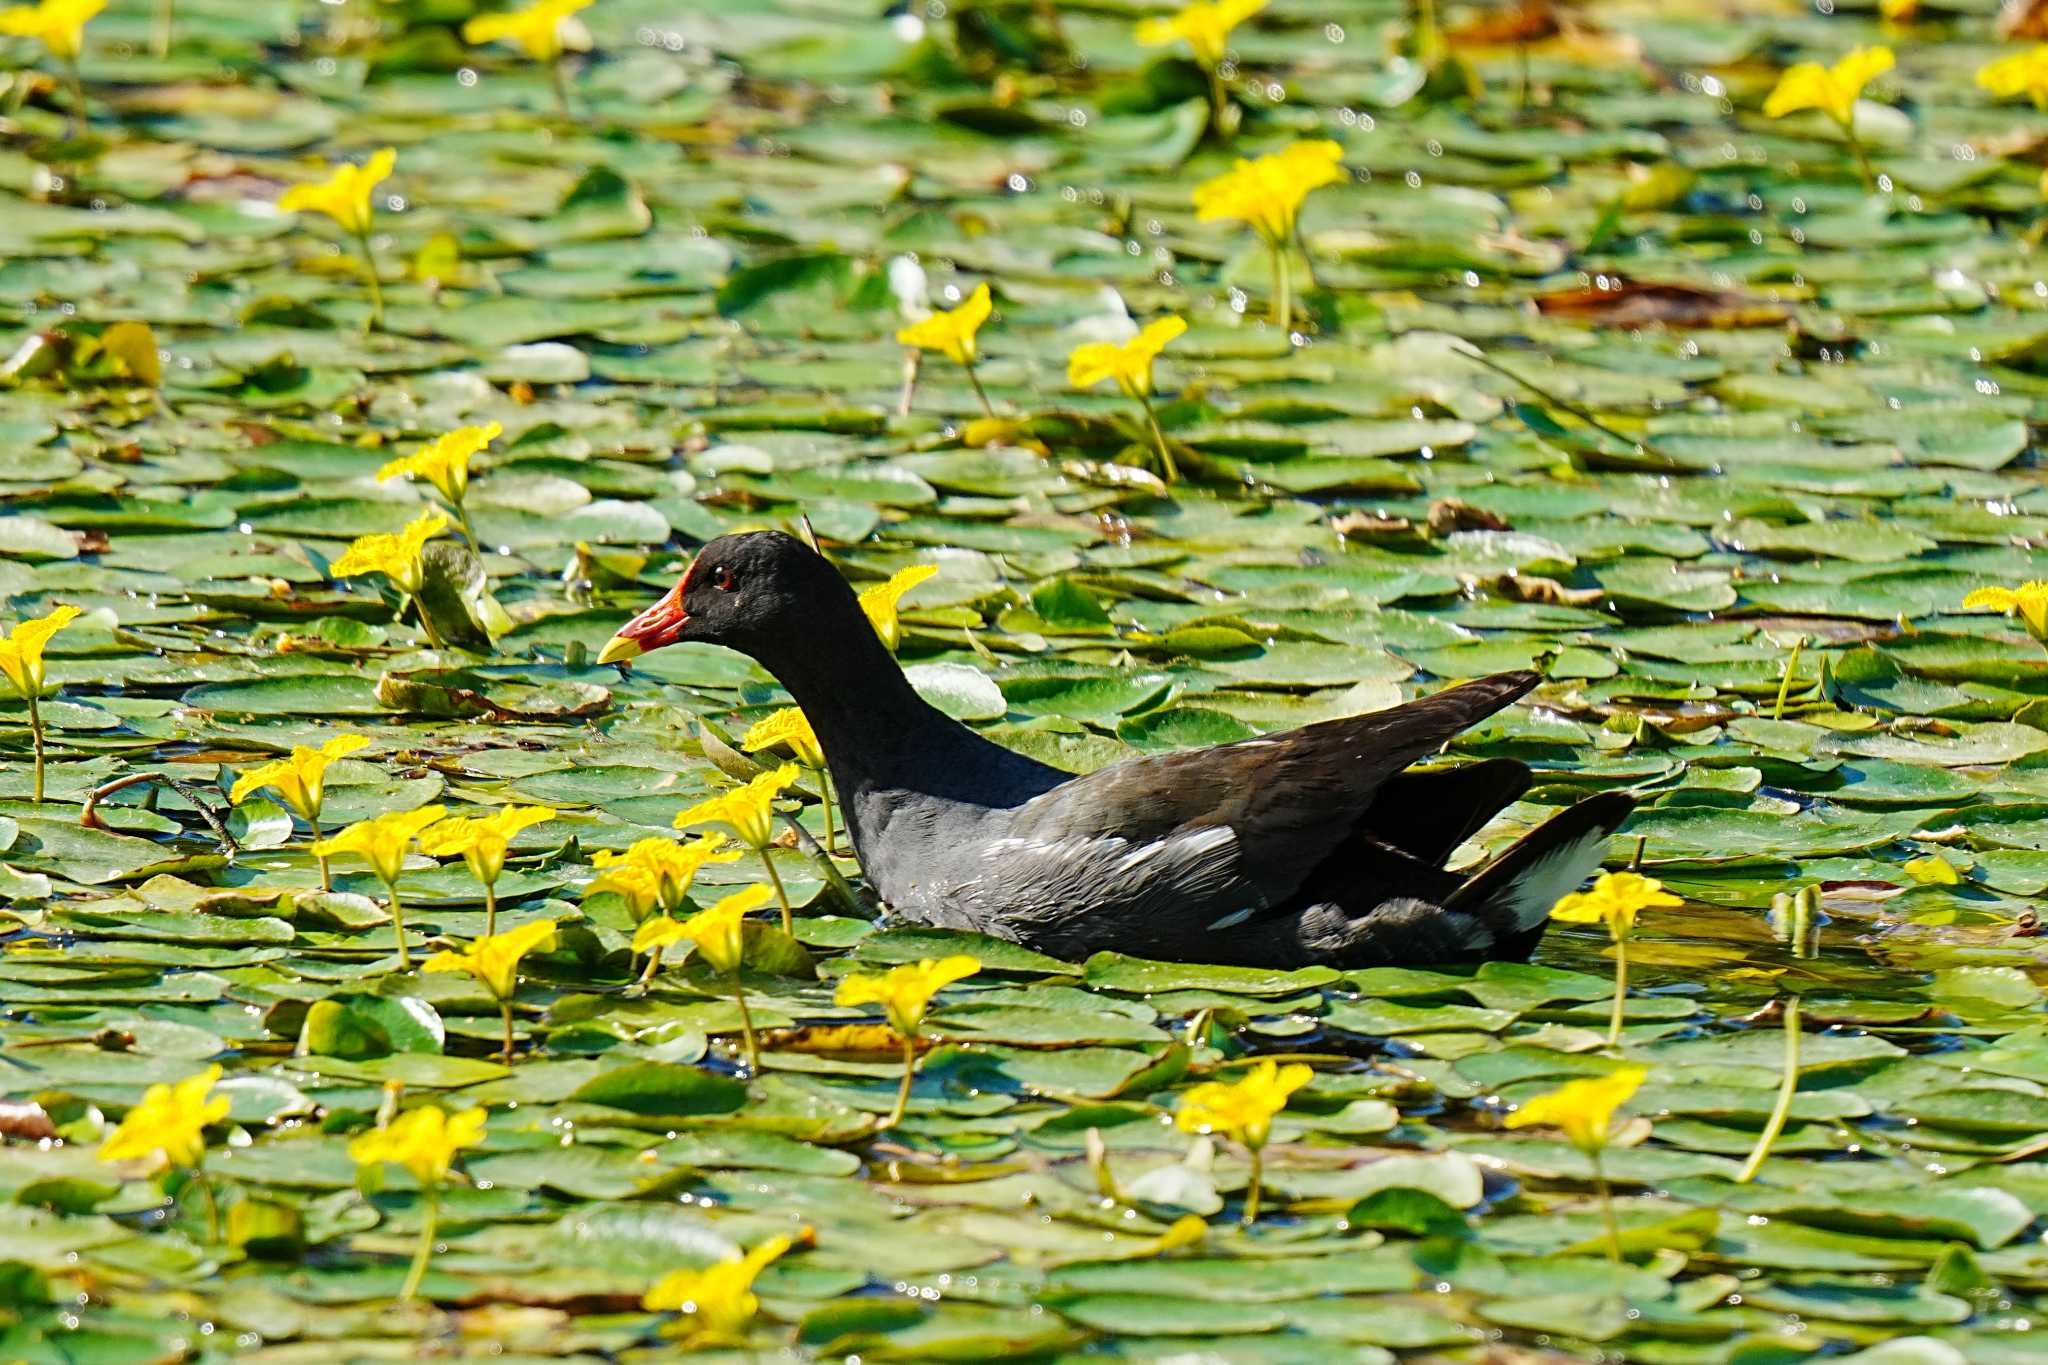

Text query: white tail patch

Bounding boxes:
[1494,825,1614,931]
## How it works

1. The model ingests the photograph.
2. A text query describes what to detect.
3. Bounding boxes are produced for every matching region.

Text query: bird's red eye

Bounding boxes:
[712,565,736,591]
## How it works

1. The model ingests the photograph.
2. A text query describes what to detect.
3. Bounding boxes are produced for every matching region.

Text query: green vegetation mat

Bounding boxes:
[3,0,2048,1359]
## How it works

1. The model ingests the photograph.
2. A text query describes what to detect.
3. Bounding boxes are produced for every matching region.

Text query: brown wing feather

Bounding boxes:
[1007,670,1540,909]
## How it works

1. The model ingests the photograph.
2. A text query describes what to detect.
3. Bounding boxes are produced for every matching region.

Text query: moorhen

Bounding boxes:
[597,531,1635,968]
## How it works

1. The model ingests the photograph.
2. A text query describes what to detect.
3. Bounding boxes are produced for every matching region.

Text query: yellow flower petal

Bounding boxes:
[896,282,993,367]
[277,147,397,237]
[834,954,980,1038]
[1133,0,1267,67]
[669,883,774,974]
[377,422,502,506]
[0,603,81,698]
[642,1235,793,1342]
[1503,1065,1648,1154]
[312,805,447,885]
[1067,316,1186,399]
[1172,1058,1313,1150]
[674,765,799,849]
[421,917,559,999]
[99,1064,227,1168]
[462,0,592,61]
[857,565,937,653]
[328,509,449,596]
[1547,870,1680,941]
[349,1105,488,1186]
[228,733,369,820]
[0,0,104,61]
[418,804,555,885]
[742,708,826,771]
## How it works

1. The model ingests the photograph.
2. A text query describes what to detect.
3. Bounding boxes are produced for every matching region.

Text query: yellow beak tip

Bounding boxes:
[595,635,642,666]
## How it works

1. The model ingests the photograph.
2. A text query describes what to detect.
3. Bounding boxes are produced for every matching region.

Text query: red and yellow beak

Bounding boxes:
[597,576,689,665]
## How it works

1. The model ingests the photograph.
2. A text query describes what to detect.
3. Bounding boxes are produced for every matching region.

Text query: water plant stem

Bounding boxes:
[1736,996,1801,1183]
[1845,126,1877,193]
[761,852,793,934]
[353,228,385,330]
[384,875,411,969]
[1606,936,1628,1047]
[963,362,996,419]
[731,968,759,1074]
[400,1184,438,1302]
[26,692,45,805]
[309,811,331,892]
[153,0,173,57]
[191,1167,221,1244]
[1135,392,1179,482]
[1242,1146,1264,1224]
[819,772,839,856]
[887,1034,916,1128]
[549,58,571,118]
[64,57,86,138]
[1773,636,1806,721]
[1269,243,1292,331]
[1204,63,1230,137]
[499,999,516,1063]
[483,881,497,938]
[1592,1149,1624,1276]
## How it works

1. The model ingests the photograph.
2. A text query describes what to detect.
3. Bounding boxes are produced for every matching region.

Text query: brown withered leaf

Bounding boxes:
[2005,0,2048,38]
[763,1023,922,1058]
[1535,279,1788,329]
[1331,511,1416,541]
[1427,499,1511,537]
[0,1100,57,1142]
[1447,0,1558,47]
[1479,573,1605,608]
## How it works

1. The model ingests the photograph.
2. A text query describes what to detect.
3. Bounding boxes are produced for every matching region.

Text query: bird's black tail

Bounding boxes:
[1447,791,1638,960]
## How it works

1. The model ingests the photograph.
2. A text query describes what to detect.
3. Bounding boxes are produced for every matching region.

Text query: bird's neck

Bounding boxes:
[742,612,1060,819]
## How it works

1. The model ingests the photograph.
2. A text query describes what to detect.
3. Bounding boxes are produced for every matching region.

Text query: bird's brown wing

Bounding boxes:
[1003,670,1540,915]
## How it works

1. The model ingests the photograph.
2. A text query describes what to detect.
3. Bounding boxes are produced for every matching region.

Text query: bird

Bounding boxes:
[596,530,1635,969]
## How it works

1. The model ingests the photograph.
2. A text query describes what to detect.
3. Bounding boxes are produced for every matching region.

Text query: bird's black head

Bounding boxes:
[597,530,857,664]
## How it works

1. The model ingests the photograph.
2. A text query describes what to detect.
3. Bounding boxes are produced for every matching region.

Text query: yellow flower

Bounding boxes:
[858,565,937,653]
[313,805,448,885]
[1978,46,2048,109]
[1173,1058,1312,1150]
[1068,317,1188,399]
[277,147,397,239]
[595,834,741,912]
[228,734,369,820]
[1963,582,2048,642]
[1503,1065,1647,1154]
[896,283,993,368]
[329,509,448,596]
[377,422,502,507]
[99,1064,228,1168]
[1763,46,1893,129]
[834,954,980,1038]
[634,883,773,973]
[587,853,666,921]
[742,708,825,771]
[349,1105,488,1185]
[1192,140,1345,245]
[419,805,555,886]
[1880,0,1918,19]
[0,604,80,699]
[674,765,799,850]
[423,917,558,1000]
[1135,0,1266,68]
[1548,870,1681,942]
[1904,854,1961,886]
[643,1235,793,1344]
[0,0,103,61]
[462,0,592,62]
